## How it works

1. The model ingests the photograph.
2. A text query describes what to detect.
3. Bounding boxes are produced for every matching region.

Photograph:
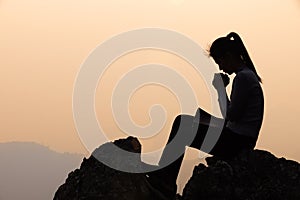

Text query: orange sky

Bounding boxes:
[1,0,300,164]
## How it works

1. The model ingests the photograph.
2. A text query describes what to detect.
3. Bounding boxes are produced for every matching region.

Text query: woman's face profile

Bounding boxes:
[213,52,239,75]
[214,56,233,75]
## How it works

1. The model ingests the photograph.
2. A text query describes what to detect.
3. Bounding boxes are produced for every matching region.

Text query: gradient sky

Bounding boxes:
[1,0,300,164]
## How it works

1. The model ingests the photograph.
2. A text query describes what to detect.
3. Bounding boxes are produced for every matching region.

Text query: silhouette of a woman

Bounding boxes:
[146,32,264,199]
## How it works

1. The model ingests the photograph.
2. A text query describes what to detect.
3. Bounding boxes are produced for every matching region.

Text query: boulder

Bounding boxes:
[53,137,167,200]
[182,150,300,200]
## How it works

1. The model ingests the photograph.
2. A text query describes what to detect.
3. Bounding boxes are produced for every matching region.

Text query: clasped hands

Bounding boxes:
[212,73,230,89]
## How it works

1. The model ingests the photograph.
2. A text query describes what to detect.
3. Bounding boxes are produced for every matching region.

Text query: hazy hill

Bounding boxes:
[0,142,82,200]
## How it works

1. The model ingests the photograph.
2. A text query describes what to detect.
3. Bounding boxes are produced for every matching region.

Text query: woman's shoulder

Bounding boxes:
[236,67,259,83]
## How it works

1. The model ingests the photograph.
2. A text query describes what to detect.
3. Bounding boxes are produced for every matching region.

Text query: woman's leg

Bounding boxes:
[146,114,195,198]
[158,115,194,181]
[158,111,214,173]
[146,112,214,198]
[151,114,210,188]
[146,109,256,198]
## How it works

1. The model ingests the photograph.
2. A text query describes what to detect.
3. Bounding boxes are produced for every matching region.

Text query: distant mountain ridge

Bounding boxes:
[0,142,83,200]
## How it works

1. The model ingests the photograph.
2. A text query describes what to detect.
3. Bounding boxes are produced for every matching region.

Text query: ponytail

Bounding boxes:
[226,32,262,83]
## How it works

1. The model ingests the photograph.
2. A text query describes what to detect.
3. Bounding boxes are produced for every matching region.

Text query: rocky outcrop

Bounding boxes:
[182,150,300,200]
[54,137,300,200]
[53,137,167,200]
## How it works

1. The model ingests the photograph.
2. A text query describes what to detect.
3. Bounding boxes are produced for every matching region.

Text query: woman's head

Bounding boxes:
[209,36,240,61]
[209,32,262,82]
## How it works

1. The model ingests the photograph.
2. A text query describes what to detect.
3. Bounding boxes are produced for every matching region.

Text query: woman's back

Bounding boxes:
[226,66,264,139]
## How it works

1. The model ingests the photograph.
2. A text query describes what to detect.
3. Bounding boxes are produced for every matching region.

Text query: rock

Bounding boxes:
[182,149,300,200]
[54,137,300,200]
[53,136,168,200]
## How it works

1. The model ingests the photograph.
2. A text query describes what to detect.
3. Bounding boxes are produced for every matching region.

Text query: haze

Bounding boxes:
[1,0,300,165]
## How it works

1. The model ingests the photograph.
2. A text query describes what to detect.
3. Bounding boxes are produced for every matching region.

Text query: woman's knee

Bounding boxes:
[174,114,194,122]
[172,114,194,129]
[169,114,194,140]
